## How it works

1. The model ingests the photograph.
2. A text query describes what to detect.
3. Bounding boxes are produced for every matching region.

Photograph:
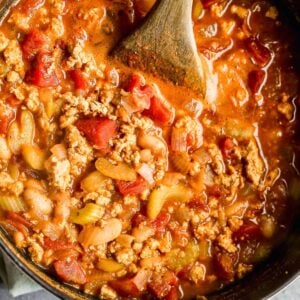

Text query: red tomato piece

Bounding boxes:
[188,198,209,211]
[150,212,171,234]
[116,176,147,196]
[21,29,48,61]
[6,220,29,237]
[6,96,22,108]
[233,222,262,242]
[220,137,235,158]
[6,212,31,228]
[166,287,179,300]
[0,115,11,135]
[126,74,153,111]
[207,185,222,198]
[245,36,272,67]
[43,237,75,251]
[109,278,141,297]
[75,117,117,152]
[109,270,150,297]
[248,69,266,94]
[143,95,175,126]
[131,212,147,228]
[70,69,89,90]
[53,259,86,285]
[5,212,31,237]
[26,52,59,87]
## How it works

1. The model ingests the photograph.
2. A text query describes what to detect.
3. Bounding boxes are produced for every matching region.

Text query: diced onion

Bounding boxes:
[137,163,154,184]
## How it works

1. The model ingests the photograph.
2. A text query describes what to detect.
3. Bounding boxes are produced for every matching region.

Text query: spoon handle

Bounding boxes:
[0,0,18,24]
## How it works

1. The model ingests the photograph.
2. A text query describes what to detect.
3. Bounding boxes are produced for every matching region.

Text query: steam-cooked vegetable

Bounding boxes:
[22,144,47,170]
[147,184,193,219]
[171,152,193,174]
[81,171,108,193]
[7,110,35,154]
[97,258,124,272]
[69,203,104,225]
[0,195,27,212]
[166,242,200,271]
[95,158,137,181]
[192,0,203,21]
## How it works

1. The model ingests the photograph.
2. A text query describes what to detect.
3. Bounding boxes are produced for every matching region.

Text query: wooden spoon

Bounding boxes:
[112,0,209,97]
[0,0,18,25]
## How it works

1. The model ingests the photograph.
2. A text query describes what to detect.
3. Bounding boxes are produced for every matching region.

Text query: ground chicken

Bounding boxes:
[65,125,94,176]
[243,139,265,186]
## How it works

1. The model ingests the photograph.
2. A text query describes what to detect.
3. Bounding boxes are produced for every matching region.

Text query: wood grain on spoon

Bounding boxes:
[112,0,210,97]
[0,0,18,25]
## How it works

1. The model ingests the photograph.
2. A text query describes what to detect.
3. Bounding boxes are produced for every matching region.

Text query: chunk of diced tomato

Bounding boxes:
[150,212,171,234]
[220,137,235,158]
[75,117,117,152]
[26,52,59,87]
[6,212,31,228]
[70,69,89,90]
[109,278,141,297]
[53,259,86,285]
[0,114,11,135]
[6,96,22,108]
[109,270,150,297]
[166,287,179,300]
[21,29,48,61]
[126,74,153,111]
[144,95,175,126]
[248,69,266,94]
[5,212,31,237]
[131,212,147,228]
[233,222,262,242]
[245,36,272,67]
[116,176,147,196]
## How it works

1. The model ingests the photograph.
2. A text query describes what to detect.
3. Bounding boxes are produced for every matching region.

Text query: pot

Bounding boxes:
[0,0,299,299]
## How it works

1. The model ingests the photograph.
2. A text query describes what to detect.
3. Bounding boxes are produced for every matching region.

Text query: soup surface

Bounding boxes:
[0,0,299,299]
